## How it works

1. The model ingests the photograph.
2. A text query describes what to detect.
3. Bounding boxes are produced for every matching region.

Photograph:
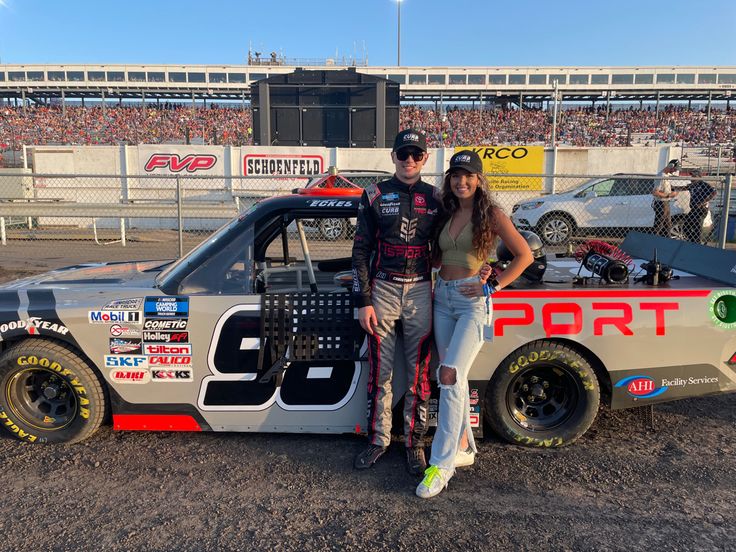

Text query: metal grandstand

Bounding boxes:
[0,64,734,106]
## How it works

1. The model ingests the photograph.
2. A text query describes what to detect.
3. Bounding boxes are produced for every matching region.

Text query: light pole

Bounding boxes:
[397,0,402,66]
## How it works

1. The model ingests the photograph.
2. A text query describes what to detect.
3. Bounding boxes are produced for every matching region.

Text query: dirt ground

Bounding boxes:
[0,243,734,552]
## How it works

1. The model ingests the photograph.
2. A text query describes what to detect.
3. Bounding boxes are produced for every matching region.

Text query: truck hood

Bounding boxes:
[0,260,173,290]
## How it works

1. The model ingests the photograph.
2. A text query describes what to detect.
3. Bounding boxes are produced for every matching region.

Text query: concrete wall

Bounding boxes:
[30,144,677,184]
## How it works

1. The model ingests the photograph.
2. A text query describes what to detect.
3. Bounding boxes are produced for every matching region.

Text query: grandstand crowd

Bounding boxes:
[1,103,735,151]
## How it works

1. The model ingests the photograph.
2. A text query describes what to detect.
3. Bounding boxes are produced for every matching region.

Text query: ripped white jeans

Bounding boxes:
[429,275,489,470]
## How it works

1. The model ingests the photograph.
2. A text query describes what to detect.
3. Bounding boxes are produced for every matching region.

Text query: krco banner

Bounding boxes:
[456,146,544,191]
[138,146,224,176]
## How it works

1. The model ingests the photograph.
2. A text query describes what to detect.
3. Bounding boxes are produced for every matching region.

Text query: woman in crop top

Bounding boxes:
[417,150,533,499]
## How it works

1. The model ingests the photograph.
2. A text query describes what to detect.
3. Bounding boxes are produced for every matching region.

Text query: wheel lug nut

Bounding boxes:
[543,381,549,388]
[522,385,529,391]
[530,376,539,383]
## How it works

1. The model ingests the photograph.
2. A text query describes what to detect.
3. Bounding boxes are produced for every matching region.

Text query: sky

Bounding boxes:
[0,0,734,67]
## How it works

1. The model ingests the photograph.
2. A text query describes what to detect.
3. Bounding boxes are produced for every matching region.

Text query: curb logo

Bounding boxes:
[709,291,736,329]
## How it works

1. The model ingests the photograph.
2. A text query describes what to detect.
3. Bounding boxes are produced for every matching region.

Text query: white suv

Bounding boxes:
[511,175,710,245]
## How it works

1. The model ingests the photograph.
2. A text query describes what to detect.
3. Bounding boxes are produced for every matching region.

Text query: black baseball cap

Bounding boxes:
[393,129,427,152]
[665,159,681,170]
[446,150,483,174]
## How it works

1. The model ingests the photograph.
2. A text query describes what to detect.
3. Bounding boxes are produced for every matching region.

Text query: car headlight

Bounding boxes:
[519,201,544,210]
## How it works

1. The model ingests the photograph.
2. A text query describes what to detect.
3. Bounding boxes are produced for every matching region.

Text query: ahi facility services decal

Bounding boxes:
[615,376,668,399]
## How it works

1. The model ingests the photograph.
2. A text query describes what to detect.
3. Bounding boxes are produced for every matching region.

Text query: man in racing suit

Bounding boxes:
[352,129,442,475]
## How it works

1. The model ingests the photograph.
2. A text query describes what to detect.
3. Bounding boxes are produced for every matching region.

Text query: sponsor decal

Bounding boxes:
[109,338,143,355]
[0,317,69,337]
[103,298,143,311]
[414,194,426,207]
[143,319,188,330]
[144,153,217,173]
[144,344,192,355]
[709,291,736,329]
[149,355,192,367]
[402,132,419,143]
[243,154,323,176]
[381,206,399,215]
[151,369,193,382]
[400,217,418,241]
[382,193,399,201]
[109,324,141,338]
[615,376,668,399]
[109,369,151,384]
[142,331,189,343]
[469,388,479,406]
[306,199,353,208]
[144,296,189,318]
[469,413,480,428]
[661,376,719,387]
[494,300,680,338]
[105,355,149,368]
[89,311,142,324]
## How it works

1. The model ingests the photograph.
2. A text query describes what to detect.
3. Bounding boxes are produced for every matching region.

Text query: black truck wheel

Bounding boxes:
[0,340,106,444]
[485,341,599,447]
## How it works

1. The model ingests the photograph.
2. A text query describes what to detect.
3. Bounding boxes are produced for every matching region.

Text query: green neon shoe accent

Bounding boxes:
[420,465,440,488]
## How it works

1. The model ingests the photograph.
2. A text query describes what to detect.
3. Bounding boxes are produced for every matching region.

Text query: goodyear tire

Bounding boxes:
[485,341,599,448]
[0,340,106,444]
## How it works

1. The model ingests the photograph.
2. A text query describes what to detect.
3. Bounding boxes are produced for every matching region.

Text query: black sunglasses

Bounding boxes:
[395,149,425,162]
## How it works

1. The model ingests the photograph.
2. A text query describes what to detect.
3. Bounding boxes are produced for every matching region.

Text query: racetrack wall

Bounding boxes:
[30,144,680,195]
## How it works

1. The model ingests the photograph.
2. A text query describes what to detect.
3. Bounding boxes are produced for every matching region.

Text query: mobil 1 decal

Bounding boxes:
[144,296,189,318]
[612,364,721,409]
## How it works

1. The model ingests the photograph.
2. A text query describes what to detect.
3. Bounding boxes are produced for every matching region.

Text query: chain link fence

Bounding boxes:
[0,172,732,269]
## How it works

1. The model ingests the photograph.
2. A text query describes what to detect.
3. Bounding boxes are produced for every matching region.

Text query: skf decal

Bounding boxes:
[144,154,217,173]
[615,376,668,399]
[143,319,187,330]
[105,355,149,369]
[103,298,142,311]
[89,311,142,324]
[144,297,189,318]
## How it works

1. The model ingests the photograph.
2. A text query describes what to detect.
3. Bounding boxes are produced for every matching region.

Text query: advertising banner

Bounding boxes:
[138,146,225,177]
[457,146,544,191]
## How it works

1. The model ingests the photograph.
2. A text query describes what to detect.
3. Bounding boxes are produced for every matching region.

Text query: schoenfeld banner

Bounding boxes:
[456,146,544,190]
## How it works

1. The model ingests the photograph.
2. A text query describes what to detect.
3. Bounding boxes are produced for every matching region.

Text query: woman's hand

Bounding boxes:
[459,280,485,297]
[478,263,492,283]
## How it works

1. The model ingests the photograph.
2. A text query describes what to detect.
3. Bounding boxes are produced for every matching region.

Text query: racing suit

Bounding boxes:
[352,176,442,448]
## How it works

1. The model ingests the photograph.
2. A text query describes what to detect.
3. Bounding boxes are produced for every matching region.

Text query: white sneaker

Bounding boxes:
[454,449,475,468]
[416,466,453,499]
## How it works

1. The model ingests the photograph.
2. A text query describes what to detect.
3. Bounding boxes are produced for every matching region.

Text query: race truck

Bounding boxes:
[0,188,735,447]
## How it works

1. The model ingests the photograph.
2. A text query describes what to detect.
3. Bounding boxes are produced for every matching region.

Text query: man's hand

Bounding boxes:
[358,306,378,335]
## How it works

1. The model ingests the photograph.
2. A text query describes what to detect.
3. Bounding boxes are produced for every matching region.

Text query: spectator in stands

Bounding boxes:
[652,159,680,237]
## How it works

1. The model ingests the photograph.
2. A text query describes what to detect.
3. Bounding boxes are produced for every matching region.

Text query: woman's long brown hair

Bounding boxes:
[434,171,500,262]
